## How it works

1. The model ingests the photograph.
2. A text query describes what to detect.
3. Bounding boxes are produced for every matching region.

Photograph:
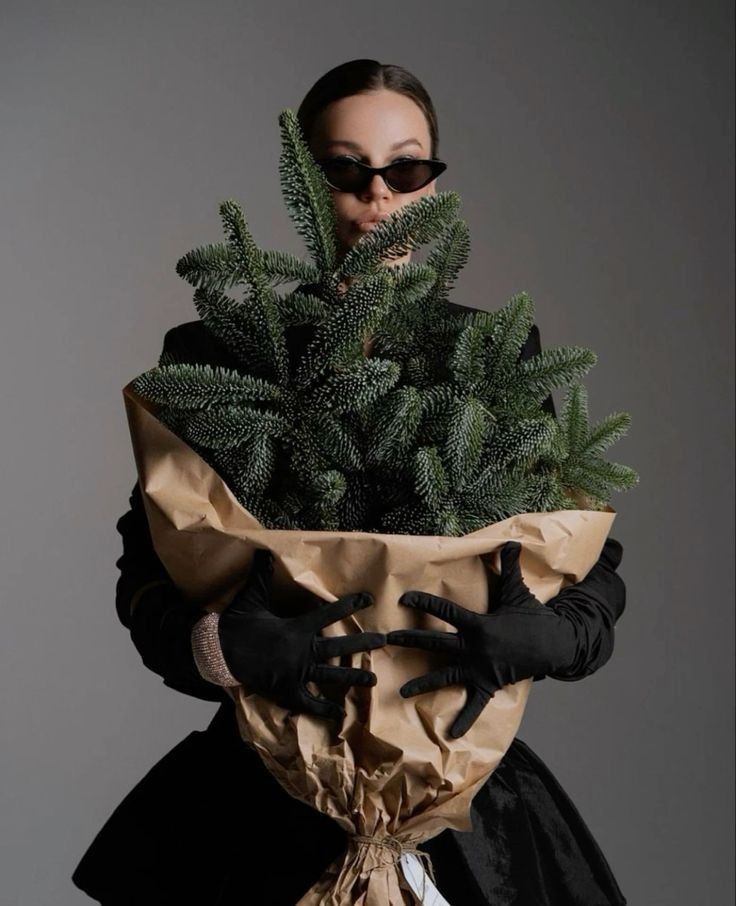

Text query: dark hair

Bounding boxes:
[296,59,440,159]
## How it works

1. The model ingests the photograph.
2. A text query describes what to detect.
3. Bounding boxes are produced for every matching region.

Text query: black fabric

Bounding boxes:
[72,299,628,904]
[113,481,228,703]
[72,701,626,906]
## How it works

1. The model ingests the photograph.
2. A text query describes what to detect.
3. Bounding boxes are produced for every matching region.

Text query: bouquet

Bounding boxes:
[123,109,638,905]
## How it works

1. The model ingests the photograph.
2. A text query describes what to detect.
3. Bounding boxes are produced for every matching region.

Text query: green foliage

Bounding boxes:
[131,108,639,534]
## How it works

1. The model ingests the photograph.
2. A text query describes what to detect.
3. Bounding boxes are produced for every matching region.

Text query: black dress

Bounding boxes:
[72,300,628,905]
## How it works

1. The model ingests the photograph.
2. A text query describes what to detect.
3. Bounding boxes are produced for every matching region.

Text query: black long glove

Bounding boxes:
[217,548,386,724]
[387,539,626,738]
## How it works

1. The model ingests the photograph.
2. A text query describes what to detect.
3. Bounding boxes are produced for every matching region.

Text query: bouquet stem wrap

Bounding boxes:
[123,383,615,905]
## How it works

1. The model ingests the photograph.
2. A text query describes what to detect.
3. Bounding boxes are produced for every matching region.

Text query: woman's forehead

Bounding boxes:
[311,92,430,153]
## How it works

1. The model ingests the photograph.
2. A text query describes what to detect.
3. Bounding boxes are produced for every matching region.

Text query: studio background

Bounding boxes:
[1,1,733,904]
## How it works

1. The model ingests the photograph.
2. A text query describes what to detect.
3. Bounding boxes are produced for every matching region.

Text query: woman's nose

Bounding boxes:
[358,174,391,201]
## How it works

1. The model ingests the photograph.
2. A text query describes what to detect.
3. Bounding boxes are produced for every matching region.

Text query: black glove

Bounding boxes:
[387,541,591,739]
[218,548,386,724]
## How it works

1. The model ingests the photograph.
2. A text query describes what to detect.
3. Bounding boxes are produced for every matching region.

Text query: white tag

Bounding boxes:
[399,852,452,905]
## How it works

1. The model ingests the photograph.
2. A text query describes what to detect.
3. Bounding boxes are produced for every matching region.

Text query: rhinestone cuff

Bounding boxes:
[191,612,240,687]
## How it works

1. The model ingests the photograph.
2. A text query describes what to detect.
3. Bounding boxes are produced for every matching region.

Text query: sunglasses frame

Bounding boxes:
[315,156,447,194]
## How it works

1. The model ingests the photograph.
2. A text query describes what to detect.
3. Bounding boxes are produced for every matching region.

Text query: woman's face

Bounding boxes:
[309,89,439,267]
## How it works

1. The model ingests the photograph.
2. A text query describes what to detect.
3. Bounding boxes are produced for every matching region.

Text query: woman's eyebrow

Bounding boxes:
[325,138,423,152]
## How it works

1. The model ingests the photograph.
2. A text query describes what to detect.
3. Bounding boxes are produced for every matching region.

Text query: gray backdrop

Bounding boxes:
[1,1,733,904]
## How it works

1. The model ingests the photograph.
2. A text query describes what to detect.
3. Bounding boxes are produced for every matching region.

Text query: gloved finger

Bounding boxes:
[398,591,476,630]
[314,632,386,660]
[226,548,274,615]
[305,592,374,632]
[309,664,377,687]
[386,629,461,652]
[496,542,536,607]
[399,665,464,698]
[298,689,345,725]
[499,541,524,582]
[449,686,493,738]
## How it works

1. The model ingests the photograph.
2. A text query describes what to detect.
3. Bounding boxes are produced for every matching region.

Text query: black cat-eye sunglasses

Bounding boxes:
[315,156,447,194]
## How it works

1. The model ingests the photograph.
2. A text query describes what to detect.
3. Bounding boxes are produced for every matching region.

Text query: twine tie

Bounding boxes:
[352,834,437,901]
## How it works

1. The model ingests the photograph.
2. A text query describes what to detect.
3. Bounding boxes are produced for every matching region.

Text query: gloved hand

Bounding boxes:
[386,541,581,738]
[218,548,386,725]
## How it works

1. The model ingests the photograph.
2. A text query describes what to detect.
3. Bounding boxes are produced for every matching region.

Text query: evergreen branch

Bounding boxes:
[388,260,438,299]
[444,396,489,488]
[560,381,590,455]
[563,457,639,499]
[275,290,329,327]
[419,383,459,421]
[463,466,553,522]
[218,199,267,292]
[175,405,289,451]
[338,192,462,277]
[430,507,464,537]
[414,446,449,511]
[485,416,557,472]
[295,271,393,386]
[217,435,277,499]
[175,241,238,292]
[192,286,273,376]
[261,249,321,286]
[450,324,486,386]
[484,293,535,378]
[366,386,424,467]
[278,109,338,275]
[456,308,500,333]
[370,261,439,354]
[311,358,401,414]
[425,217,471,301]
[337,474,372,531]
[581,411,633,458]
[131,363,281,409]
[309,470,347,531]
[219,201,290,384]
[309,412,364,471]
[515,347,597,400]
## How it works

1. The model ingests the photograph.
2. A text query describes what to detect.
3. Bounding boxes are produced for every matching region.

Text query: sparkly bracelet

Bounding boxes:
[190,612,240,687]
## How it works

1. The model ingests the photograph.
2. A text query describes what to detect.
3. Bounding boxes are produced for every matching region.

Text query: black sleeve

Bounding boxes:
[115,481,229,702]
[546,537,626,681]
[520,323,627,683]
[115,322,229,703]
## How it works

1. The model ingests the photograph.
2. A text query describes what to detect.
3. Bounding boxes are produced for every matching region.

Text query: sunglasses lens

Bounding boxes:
[319,160,440,193]
[386,161,435,192]
[320,159,367,192]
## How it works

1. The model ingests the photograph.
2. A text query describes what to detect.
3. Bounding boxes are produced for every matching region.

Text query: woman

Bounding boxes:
[72,59,628,905]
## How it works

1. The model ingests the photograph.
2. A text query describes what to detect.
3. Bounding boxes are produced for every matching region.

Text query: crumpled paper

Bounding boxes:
[123,382,615,905]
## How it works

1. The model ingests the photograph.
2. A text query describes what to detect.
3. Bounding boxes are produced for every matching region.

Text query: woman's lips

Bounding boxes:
[355,214,390,232]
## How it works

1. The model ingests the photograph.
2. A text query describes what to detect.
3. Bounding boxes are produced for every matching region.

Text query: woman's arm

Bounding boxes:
[115,480,229,703]
[115,320,238,702]
[521,323,627,682]
[545,537,626,681]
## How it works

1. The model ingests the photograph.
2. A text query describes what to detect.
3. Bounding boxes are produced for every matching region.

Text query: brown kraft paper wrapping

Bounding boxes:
[123,382,616,905]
